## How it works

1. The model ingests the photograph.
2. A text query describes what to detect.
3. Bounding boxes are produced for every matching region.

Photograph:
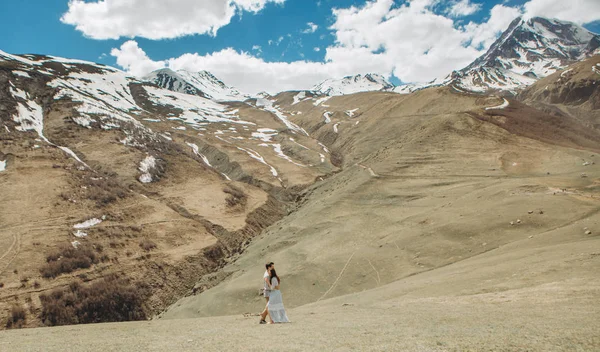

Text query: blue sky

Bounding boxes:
[1,0,599,93]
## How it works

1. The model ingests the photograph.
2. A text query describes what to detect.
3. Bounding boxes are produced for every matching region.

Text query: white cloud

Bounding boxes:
[252,45,262,51]
[268,36,285,46]
[463,4,522,49]
[61,0,285,40]
[314,47,321,52]
[447,0,482,17]
[523,0,600,24]
[302,22,319,34]
[110,0,600,94]
[110,41,166,76]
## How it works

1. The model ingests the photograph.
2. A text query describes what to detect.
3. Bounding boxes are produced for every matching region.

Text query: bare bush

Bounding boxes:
[223,184,248,208]
[6,304,26,329]
[139,239,157,252]
[40,245,99,279]
[85,176,128,207]
[39,275,148,326]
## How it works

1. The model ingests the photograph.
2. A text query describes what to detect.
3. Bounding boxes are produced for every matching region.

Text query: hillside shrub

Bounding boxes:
[39,275,148,326]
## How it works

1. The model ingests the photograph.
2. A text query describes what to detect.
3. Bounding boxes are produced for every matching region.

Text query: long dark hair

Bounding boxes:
[270,268,280,285]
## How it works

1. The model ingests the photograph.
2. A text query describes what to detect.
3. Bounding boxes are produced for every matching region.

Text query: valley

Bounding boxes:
[0,12,599,351]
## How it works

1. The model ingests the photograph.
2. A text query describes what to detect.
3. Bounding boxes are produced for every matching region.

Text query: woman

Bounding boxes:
[266,268,290,323]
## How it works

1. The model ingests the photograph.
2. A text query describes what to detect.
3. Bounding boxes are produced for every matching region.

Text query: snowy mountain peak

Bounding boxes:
[452,16,600,93]
[144,68,249,102]
[312,73,394,96]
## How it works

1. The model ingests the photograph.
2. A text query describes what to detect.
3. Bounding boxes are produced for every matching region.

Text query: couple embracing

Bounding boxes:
[259,262,290,324]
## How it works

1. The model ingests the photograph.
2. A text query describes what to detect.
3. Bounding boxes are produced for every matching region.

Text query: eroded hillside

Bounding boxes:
[0,52,337,328]
[163,85,600,323]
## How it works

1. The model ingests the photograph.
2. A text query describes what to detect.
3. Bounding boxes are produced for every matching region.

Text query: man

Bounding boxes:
[259,262,274,324]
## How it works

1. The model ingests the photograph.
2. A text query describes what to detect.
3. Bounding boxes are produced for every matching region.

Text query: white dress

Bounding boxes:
[267,278,290,323]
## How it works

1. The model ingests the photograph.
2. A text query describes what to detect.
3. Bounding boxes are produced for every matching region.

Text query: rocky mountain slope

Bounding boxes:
[453,17,600,93]
[518,54,600,127]
[311,73,394,96]
[143,68,249,102]
[0,49,337,328]
[395,17,600,95]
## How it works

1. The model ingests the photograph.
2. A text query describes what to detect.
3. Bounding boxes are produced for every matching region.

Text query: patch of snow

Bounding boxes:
[10,85,28,100]
[71,241,81,248]
[252,128,278,142]
[237,147,278,177]
[73,230,88,238]
[74,218,103,229]
[13,99,49,143]
[3,126,9,133]
[323,112,332,123]
[485,98,510,110]
[138,155,157,183]
[143,118,161,122]
[72,115,94,128]
[319,153,326,163]
[0,160,6,172]
[255,98,308,135]
[186,142,212,167]
[560,68,573,77]
[49,70,142,125]
[345,108,359,117]
[12,71,31,78]
[313,96,331,106]
[58,146,90,168]
[313,74,393,96]
[144,86,253,127]
[318,142,330,154]
[289,137,309,150]
[270,144,306,167]
[333,123,340,133]
[292,91,306,105]
[144,69,250,102]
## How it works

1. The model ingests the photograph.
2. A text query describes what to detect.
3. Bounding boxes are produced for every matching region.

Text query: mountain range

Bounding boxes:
[94,17,600,101]
[0,13,599,350]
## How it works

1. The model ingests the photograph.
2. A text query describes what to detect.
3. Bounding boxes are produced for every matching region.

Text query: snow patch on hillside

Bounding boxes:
[145,86,253,127]
[252,128,278,142]
[256,98,308,135]
[139,155,157,183]
[74,217,103,229]
[313,74,393,96]
[485,98,510,110]
[345,108,359,117]
[237,147,279,177]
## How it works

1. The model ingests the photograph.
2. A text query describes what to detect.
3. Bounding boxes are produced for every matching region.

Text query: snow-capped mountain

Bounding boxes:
[451,17,600,93]
[144,68,249,102]
[312,74,394,96]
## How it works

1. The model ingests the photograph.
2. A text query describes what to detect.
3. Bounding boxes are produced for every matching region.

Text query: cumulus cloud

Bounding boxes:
[61,0,285,40]
[463,4,522,50]
[110,41,166,76]
[314,47,321,52]
[447,0,482,17]
[302,22,319,34]
[109,0,600,94]
[523,0,600,24]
